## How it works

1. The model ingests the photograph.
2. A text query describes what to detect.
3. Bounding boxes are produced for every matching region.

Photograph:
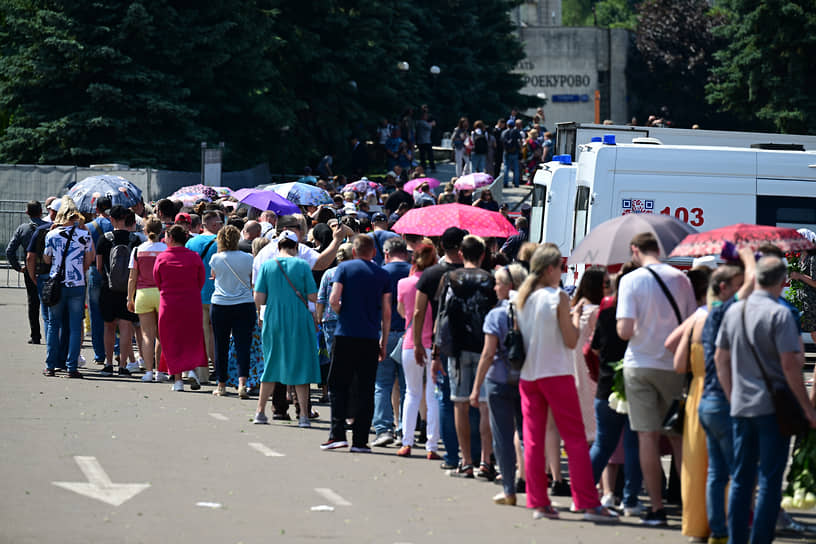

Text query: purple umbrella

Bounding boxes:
[234,188,300,216]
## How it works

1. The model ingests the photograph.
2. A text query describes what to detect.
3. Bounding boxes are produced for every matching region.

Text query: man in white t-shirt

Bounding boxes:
[616,232,696,526]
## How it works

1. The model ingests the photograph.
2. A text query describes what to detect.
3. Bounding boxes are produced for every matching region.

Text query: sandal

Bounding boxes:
[532,505,560,520]
[212,385,227,397]
[478,462,496,481]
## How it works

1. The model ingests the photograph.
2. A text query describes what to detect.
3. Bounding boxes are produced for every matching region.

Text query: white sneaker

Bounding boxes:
[623,502,645,517]
[137,357,146,371]
[171,380,184,392]
[154,371,169,382]
[141,371,154,382]
[126,361,140,372]
[187,370,201,390]
[601,493,618,509]
[77,354,87,368]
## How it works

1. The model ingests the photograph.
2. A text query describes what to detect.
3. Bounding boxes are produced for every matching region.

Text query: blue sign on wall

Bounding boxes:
[552,94,590,103]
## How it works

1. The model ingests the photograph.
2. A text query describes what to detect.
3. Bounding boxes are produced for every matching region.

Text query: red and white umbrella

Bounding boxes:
[454,173,493,191]
[669,223,816,258]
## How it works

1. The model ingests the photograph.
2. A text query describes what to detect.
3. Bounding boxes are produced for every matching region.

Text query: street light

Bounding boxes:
[397,61,410,71]
[429,65,441,75]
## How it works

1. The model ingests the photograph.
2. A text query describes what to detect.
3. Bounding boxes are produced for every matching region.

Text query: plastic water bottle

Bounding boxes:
[434,371,445,401]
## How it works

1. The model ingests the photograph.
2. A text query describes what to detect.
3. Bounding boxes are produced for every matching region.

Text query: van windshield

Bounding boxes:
[532,184,547,242]
[572,186,590,250]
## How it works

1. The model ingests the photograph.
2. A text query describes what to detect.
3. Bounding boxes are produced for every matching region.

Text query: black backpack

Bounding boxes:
[473,132,488,154]
[434,270,496,356]
[104,232,136,292]
[503,129,520,154]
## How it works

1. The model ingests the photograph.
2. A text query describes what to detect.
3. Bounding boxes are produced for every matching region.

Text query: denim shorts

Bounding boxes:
[448,350,486,402]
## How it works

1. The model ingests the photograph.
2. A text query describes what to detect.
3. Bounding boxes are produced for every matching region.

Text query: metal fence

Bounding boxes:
[0,200,29,288]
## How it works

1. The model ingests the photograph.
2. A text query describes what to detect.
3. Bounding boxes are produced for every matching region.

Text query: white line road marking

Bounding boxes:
[208,413,229,421]
[310,505,335,512]
[314,488,351,506]
[248,442,286,457]
[196,501,223,509]
[52,456,150,506]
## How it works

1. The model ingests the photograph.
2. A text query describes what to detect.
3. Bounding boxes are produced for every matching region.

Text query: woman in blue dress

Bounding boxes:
[252,230,320,427]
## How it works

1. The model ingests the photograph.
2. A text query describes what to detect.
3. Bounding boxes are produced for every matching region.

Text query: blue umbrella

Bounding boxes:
[233,188,300,216]
[67,175,143,214]
[266,182,332,206]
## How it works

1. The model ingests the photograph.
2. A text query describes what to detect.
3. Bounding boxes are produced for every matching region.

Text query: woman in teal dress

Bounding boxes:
[252,230,320,427]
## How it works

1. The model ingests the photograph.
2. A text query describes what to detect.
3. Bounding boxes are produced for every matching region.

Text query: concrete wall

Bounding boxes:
[516,26,629,127]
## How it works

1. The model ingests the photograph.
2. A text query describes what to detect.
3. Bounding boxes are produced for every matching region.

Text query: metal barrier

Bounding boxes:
[0,200,33,288]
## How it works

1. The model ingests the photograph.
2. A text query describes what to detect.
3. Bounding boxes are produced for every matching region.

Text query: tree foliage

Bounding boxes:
[0,0,530,171]
[706,0,816,134]
[562,0,638,29]
[627,0,728,128]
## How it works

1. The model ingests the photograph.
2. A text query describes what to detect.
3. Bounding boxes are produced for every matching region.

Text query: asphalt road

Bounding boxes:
[0,288,813,544]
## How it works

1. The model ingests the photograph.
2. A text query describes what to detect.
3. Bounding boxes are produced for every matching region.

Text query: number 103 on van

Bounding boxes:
[659,206,705,227]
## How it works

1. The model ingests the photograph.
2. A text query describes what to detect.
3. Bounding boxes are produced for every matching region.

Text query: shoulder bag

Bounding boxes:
[42,224,77,307]
[645,266,690,435]
[275,258,309,309]
[740,300,809,437]
[505,301,525,372]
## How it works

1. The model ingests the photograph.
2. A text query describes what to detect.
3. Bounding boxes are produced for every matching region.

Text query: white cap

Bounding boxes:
[692,255,718,270]
[48,199,61,212]
[277,230,298,244]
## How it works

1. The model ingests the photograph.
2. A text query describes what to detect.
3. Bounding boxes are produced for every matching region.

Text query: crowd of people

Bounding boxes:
[7,167,816,541]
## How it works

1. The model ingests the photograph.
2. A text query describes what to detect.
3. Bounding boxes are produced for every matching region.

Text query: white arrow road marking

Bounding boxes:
[208,413,229,421]
[314,488,351,506]
[248,442,286,457]
[52,456,150,507]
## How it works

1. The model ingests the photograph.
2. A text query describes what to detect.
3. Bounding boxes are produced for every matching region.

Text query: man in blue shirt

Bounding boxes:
[185,210,222,384]
[323,235,391,452]
[368,213,400,266]
[372,237,411,447]
[85,196,113,363]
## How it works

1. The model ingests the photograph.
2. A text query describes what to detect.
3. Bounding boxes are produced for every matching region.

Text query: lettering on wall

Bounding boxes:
[521,74,592,88]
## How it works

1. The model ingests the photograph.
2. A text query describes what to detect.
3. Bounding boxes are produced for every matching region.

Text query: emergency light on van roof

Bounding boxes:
[553,154,572,165]
[603,134,616,145]
[590,137,602,142]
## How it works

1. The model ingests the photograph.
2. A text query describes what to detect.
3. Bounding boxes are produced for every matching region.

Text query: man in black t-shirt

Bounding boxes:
[413,227,466,469]
[95,206,140,377]
[383,178,414,217]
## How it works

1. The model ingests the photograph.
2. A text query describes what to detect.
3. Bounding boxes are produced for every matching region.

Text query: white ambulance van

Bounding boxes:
[530,137,816,257]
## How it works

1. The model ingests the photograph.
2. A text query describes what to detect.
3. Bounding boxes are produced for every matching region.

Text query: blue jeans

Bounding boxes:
[36,274,51,341]
[589,397,643,507]
[45,285,86,371]
[729,414,789,544]
[698,394,733,538]
[471,153,486,173]
[372,330,406,434]
[486,379,523,496]
[87,267,106,361]
[437,370,482,465]
[503,152,520,187]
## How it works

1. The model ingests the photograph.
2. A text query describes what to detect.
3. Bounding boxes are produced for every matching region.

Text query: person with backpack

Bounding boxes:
[502,120,523,188]
[470,120,489,173]
[27,199,63,354]
[6,200,48,344]
[85,196,114,365]
[95,206,141,377]
[452,117,471,177]
[436,235,498,479]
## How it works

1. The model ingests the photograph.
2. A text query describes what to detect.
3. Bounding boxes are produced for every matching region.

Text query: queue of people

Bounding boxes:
[10,186,816,541]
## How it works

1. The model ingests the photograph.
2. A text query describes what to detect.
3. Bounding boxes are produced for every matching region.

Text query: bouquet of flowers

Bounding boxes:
[781,430,816,510]
[607,360,628,414]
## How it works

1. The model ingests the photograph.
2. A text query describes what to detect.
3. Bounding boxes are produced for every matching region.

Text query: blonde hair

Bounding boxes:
[143,215,163,242]
[251,237,270,256]
[496,263,528,289]
[217,224,241,252]
[54,196,81,225]
[516,243,561,310]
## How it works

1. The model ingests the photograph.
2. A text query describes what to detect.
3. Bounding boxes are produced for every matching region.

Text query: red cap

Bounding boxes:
[174,212,191,224]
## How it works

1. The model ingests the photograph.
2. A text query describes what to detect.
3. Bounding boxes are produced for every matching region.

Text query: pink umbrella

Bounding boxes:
[404,177,440,194]
[392,203,517,238]
[454,173,493,191]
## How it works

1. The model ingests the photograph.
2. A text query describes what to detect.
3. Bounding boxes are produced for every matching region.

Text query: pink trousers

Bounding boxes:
[520,374,600,510]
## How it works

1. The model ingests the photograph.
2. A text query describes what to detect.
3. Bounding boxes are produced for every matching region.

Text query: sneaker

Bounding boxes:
[154,371,169,382]
[237,385,249,399]
[320,439,349,450]
[396,445,411,457]
[77,354,87,368]
[584,505,619,523]
[117,367,132,377]
[100,365,114,377]
[601,493,618,509]
[623,502,645,517]
[43,368,56,377]
[126,361,140,372]
[94,358,105,365]
[450,463,475,479]
[298,416,311,428]
[141,371,154,382]
[212,385,227,397]
[171,380,184,392]
[187,370,201,390]
[641,508,668,527]
[67,371,84,379]
[493,492,517,506]
[350,445,372,453]
[272,412,291,421]
[776,509,812,535]
[426,451,442,461]
[550,480,571,496]
[372,432,395,447]
[439,461,458,470]
[253,412,269,425]
[136,357,146,371]
[532,505,560,520]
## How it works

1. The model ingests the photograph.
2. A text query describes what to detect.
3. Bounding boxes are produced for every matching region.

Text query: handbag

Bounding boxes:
[741,300,809,437]
[42,224,77,307]
[505,301,525,372]
[389,336,404,364]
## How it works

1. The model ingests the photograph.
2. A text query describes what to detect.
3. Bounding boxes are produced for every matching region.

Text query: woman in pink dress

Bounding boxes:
[153,225,207,392]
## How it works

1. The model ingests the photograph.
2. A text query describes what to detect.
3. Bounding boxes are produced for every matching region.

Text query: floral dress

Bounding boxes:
[796,253,816,332]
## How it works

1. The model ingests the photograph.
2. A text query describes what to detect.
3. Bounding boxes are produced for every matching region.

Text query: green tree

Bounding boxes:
[563,0,638,29]
[706,0,816,134]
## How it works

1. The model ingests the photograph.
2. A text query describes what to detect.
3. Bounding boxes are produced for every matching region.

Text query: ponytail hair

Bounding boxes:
[516,243,562,310]
[144,215,162,242]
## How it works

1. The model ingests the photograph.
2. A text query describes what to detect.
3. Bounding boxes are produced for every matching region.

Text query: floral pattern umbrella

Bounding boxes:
[341,179,382,193]
[454,173,493,191]
[668,223,816,258]
[167,184,232,206]
[67,175,143,214]
[392,203,517,238]
[267,182,332,206]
